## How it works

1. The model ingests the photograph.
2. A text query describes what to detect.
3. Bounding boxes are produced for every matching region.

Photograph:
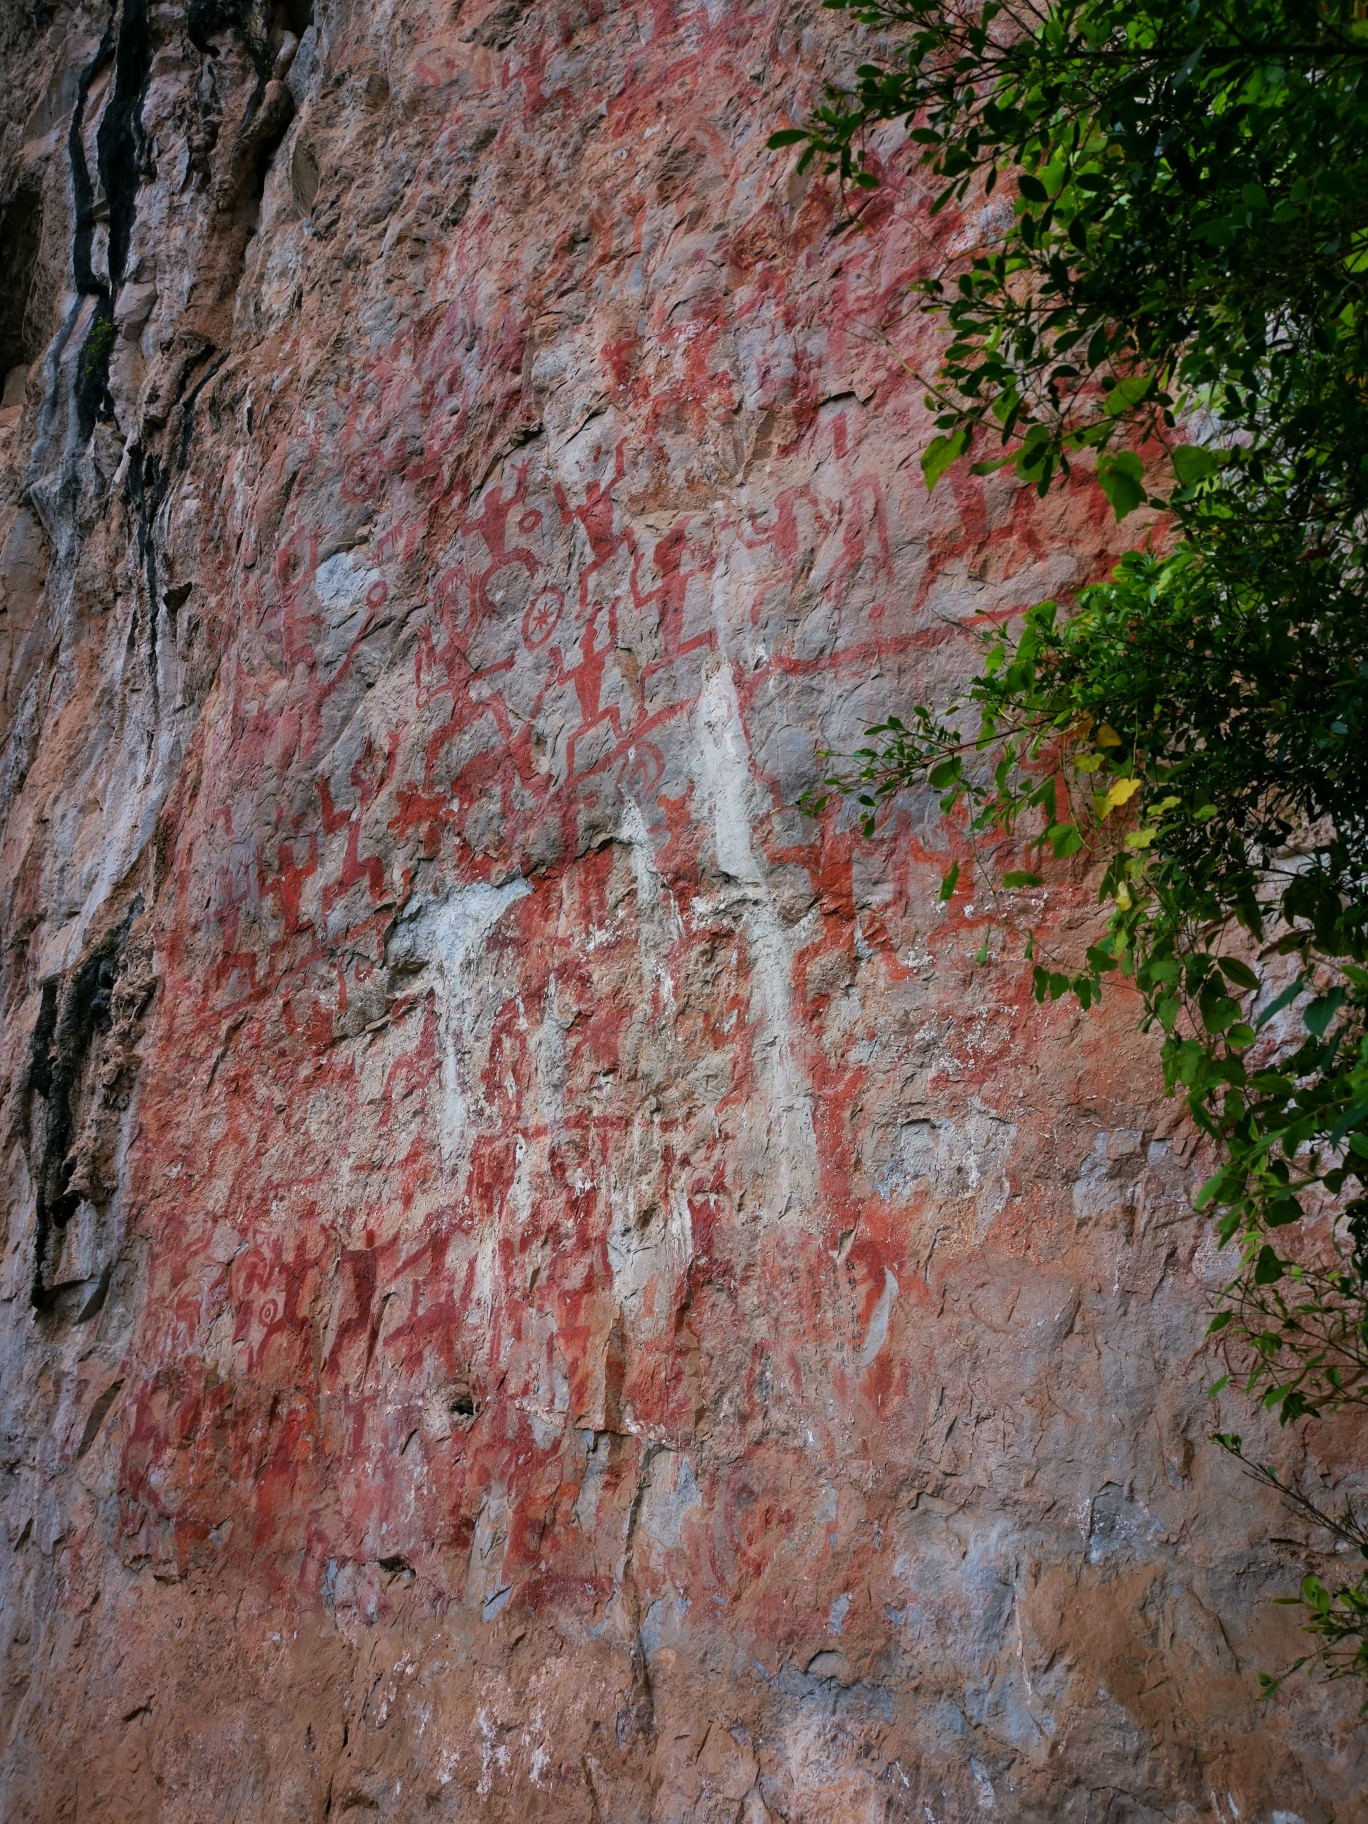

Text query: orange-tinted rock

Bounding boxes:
[0,3,1362,1819]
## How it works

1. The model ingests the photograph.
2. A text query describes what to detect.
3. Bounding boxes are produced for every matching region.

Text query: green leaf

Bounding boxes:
[1194,1170,1229,1211]
[1200,991,1240,1034]
[1265,1194,1303,1228]
[1096,450,1145,520]
[1002,870,1044,888]
[1304,989,1345,1038]
[1171,444,1219,487]
[1216,956,1259,991]
[767,129,808,148]
[921,428,969,491]
[1102,374,1154,419]
[1253,1245,1283,1287]
[939,861,960,901]
[1331,1101,1368,1144]
[1256,978,1304,1031]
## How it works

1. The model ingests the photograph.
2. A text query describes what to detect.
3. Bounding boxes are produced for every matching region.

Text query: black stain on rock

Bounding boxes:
[69,0,156,436]
[76,1377,124,1456]
[96,0,153,296]
[0,185,45,382]
[27,906,152,1311]
[190,1,314,72]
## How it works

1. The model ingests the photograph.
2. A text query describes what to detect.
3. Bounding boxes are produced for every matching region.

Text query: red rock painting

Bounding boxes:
[0,1,1360,1819]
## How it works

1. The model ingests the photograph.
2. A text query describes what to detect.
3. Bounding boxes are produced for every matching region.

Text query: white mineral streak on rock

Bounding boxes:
[694,656,819,1227]
[607,1139,693,1317]
[468,1222,498,1331]
[529,975,568,1129]
[619,792,681,1007]
[312,549,382,667]
[393,879,530,1175]
[606,797,692,1314]
[1072,1128,1145,1226]
[640,1449,702,1551]
[510,1131,533,1226]
[858,1266,899,1367]
[878,1105,1017,1245]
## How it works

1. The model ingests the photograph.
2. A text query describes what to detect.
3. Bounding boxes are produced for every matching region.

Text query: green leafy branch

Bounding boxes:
[777,0,1368,1708]
[1214,1432,1368,1702]
[771,0,1368,507]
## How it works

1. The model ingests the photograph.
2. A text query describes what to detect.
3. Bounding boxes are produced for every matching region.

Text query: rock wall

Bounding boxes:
[0,3,1362,1819]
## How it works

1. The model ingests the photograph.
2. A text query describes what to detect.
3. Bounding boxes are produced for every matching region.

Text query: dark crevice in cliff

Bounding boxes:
[67,0,154,437]
[27,906,143,1311]
[66,39,109,298]
[76,1376,124,1455]
[65,35,111,433]
[95,0,152,296]
[175,350,230,469]
[0,186,45,384]
[125,444,168,702]
[191,0,314,72]
[16,0,303,1302]
[213,59,298,257]
[73,293,115,439]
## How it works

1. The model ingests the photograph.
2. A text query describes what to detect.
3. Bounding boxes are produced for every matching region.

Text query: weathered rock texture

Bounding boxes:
[0,3,1363,1819]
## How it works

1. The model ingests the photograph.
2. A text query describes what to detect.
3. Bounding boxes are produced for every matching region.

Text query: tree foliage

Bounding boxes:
[775,0,1368,1702]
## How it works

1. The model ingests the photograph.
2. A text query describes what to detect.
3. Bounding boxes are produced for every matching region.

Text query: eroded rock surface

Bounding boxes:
[0,3,1362,1819]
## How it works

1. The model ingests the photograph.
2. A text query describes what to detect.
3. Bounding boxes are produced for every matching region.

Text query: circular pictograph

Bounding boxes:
[341,448,383,503]
[522,587,564,649]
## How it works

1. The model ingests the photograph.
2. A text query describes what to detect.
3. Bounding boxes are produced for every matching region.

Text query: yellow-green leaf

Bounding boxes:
[1101,777,1141,815]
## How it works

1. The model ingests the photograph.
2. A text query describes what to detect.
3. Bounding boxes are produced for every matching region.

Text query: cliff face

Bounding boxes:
[0,3,1361,1820]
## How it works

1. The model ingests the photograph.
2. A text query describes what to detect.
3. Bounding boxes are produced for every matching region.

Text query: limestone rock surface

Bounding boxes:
[0,3,1363,1820]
